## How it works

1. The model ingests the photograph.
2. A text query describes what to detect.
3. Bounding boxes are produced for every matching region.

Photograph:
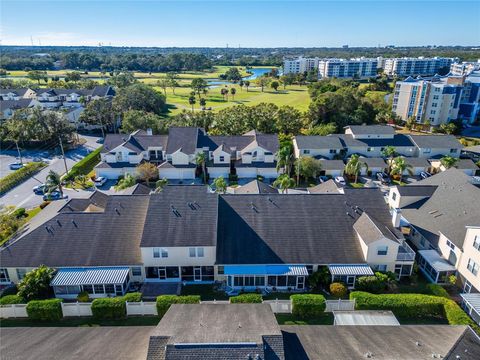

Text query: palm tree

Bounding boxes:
[213,176,227,194]
[74,174,89,189]
[188,95,196,112]
[440,155,458,169]
[46,170,63,197]
[195,152,208,184]
[276,146,294,175]
[390,156,413,183]
[381,146,397,173]
[344,154,368,184]
[230,87,236,100]
[155,178,168,193]
[244,80,250,92]
[200,98,207,109]
[273,174,296,194]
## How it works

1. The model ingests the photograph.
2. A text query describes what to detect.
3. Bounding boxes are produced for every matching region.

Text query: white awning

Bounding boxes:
[224,265,308,276]
[328,264,374,276]
[333,310,400,326]
[51,267,130,286]
[419,250,456,272]
[461,293,480,315]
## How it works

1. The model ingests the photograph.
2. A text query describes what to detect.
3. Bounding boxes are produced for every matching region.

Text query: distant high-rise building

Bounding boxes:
[450,61,480,76]
[318,58,377,79]
[384,57,457,77]
[283,57,320,74]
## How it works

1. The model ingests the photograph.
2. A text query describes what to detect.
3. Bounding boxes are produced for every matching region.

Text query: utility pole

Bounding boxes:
[58,136,68,175]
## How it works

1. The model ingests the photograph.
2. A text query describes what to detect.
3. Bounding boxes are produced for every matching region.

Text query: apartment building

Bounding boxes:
[282,56,320,74]
[459,71,480,124]
[392,75,464,126]
[450,61,480,76]
[318,58,378,79]
[384,57,456,77]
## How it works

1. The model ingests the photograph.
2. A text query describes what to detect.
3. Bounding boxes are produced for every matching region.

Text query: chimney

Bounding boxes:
[146,128,153,136]
[392,208,402,228]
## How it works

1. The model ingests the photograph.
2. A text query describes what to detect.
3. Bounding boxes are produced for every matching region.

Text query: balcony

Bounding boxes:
[396,240,416,262]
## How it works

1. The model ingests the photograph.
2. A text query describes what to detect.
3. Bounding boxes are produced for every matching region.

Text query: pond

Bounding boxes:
[207,67,276,87]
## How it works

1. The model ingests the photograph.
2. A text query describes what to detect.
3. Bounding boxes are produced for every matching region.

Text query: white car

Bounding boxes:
[94,177,107,187]
[9,162,24,170]
[334,176,346,186]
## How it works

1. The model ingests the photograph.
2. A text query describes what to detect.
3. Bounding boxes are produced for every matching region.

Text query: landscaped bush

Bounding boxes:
[122,292,142,302]
[0,295,24,305]
[230,293,263,303]
[91,298,126,320]
[12,208,26,218]
[64,147,102,181]
[76,291,90,303]
[156,295,200,318]
[427,284,450,298]
[26,299,63,321]
[443,298,475,326]
[329,282,347,298]
[356,276,385,294]
[0,162,46,195]
[228,174,238,182]
[290,294,326,319]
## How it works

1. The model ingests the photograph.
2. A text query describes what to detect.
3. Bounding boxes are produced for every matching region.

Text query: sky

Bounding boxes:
[1,0,479,48]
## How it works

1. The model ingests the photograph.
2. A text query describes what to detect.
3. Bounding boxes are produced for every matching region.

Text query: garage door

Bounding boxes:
[236,168,257,178]
[95,168,124,180]
[208,167,230,179]
[257,168,279,179]
[159,168,194,180]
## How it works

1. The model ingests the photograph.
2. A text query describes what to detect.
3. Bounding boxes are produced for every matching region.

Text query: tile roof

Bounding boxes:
[408,135,463,149]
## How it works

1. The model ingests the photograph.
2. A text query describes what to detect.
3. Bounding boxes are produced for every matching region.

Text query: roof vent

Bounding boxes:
[115,208,120,215]
[56,220,62,227]
[45,226,51,233]
[187,202,197,210]
[171,205,181,218]
[364,352,373,358]
[71,220,78,228]
[416,341,421,346]
[250,202,258,213]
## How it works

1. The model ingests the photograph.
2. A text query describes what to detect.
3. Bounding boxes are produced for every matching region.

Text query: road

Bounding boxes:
[0,135,102,209]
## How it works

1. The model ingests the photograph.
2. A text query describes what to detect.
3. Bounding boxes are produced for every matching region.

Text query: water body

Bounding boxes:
[207,67,274,86]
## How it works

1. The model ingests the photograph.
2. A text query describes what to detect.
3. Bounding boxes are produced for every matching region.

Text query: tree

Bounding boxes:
[166,72,179,94]
[295,156,322,184]
[230,87,236,100]
[220,88,229,101]
[195,152,208,184]
[114,83,166,115]
[80,98,116,137]
[244,80,250,92]
[440,122,457,135]
[157,78,169,96]
[155,178,168,193]
[213,176,227,194]
[390,156,413,182]
[191,78,208,100]
[280,73,296,89]
[115,173,136,191]
[107,71,137,88]
[199,98,207,109]
[344,154,368,184]
[136,162,158,186]
[276,146,294,175]
[188,95,196,112]
[239,80,244,90]
[381,145,397,173]
[121,110,163,134]
[0,206,27,245]
[273,174,296,194]
[65,71,82,84]
[405,116,416,131]
[256,76,270,92]
[17,265,55,301]
[46,170,63,197]
[27,70,47,85]
[224,67,242,82]
[276,106,304,135]
[270,81,280,92]
[74,175,89,189]
[305,123,337,136]
[440,155,458,169]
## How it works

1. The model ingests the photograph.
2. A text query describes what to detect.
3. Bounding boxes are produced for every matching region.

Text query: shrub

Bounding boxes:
[156,295,200,318]
[290,294,326,319]
[17,265,55,301]
[443,298,474,326]
[13,208,26,218]
[76,291,90,303]
[91,298,126,320]
[329,282,347,298]
[0,162,46,195]
[64,147,102,181]
[427,284,450,298]
[356,276,385,294]
[39,201,51,209]
[123,292,142,302]
[230,293,263,303]
[26,299,63,321]
[0,295,24,305]
[228,174,238,182]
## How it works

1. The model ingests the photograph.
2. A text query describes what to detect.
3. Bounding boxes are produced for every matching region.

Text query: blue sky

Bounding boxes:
[1,1,479,47]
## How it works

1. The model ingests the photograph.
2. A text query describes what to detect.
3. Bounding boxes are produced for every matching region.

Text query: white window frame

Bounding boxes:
[473,235,480,251]
[446,240,455,250]
[0,268,10,283]
[467,258,479,276]
[131,267,142,276]
[153,248,160,258]
[377,245,388,256]
[161,249,168,258]
[189,248,196,257]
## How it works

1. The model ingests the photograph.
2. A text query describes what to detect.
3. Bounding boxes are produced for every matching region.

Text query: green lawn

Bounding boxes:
[180,284,229,301]
[275,313,334,325]
[160,84,311,115]
[0,316,159,328]
[25,207,42,221]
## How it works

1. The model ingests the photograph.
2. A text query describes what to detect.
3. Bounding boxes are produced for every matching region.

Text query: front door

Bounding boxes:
[297,276,305,290]
[194,267,201,281]
[464,280,472,293]
[158,267,166,280]
[346,276,355,288]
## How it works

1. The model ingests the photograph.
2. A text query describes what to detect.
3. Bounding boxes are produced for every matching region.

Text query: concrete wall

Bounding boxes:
[457,227,480,292]
[141,246,216,267]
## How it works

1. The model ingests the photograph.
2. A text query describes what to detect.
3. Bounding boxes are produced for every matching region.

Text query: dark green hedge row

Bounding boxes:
[64,147,102,181]
[426,284,450,298]
[0,295,24,305]
[122,292,142,302]
[290,294,326,319]
[156,295,200,318]
[0,162,46,195]
[91,298,126,320]
[230,293,263,303]
[26,299,62,321]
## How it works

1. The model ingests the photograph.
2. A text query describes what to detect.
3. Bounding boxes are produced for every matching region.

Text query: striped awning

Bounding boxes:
[461,293,480,315]
[224,265,308,276]
[51,267,130,286]
[328,264,374,276]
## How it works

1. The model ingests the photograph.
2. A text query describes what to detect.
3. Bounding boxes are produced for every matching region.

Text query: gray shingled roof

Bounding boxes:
[395,185,438,197]
[409,135,463,149]
[346,125,395,135]
[318,159,345,170]
[455,159,479,170]
[0,99,33,111]
[234,180,278,194]
[294,135,344,149]
[353,212,401,244]
[361,157,387,168]
[308,180,340,194]
[166,127,201,154]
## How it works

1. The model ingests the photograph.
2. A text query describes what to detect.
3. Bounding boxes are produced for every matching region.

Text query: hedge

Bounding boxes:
[26,299,63,321]
[0,295,24,305]
[230,293,263,303]
[123,292,142,302]
[91,298,126,320]
[156,295,200,318]
[290,294,326,319]
[427,284,450,298]
[0,162,46,195]
[64,147,102,181]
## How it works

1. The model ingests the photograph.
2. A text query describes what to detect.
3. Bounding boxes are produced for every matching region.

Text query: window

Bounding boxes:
[83,285,93,294]
[217,266,224,275]
[16,269,27,280]
[104,284,115,294]
[446,240,455,250]
[423,148,431,154]
[255,276,265,286]
[189,247,204,257]
[303,149,310,155]
[473,236,480,251]
[161,249,168,258]
[153,248,160,258]
[94,284,104,294]
[467,258,479,276]
[197,247,204,257]
[392,192,397,201]
[132,267,142,276]
[219,156,225,162]
[367,147,374,152]
[189,248,196,257]
[377,245,388,256]
[374,264,387,272]
[329,149,337,154]
[0,268,10,283]
[450,149,458,154]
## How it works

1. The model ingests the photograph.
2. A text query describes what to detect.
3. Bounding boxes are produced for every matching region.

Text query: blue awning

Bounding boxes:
[224,265,308,276]
[51,267,130,286]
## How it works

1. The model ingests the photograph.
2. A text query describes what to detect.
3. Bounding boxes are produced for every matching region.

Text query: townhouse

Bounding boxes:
[0,98,34,120]
[387,169,480,292]
[384,57,456,77]
[318,58,378,79]
[0,185,415,299]
[96,127,280,181]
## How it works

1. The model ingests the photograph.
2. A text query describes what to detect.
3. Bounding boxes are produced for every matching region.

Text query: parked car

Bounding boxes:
[334,176,346,186]
[94,177,107,187]
[9,162,24,170]
[96,138,104,144]
[43,191,67,201]
[420,171,432,180]
[376,172,391,185]
[319,175,329,183]
[33,184,47,195]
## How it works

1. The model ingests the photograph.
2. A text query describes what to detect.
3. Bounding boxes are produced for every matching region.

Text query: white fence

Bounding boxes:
[325,299,355,312]
[200,300,230,304]
[61,302,93,317]
[126,301,157,316]
[0,304,28,318]
[264,300,292,313]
